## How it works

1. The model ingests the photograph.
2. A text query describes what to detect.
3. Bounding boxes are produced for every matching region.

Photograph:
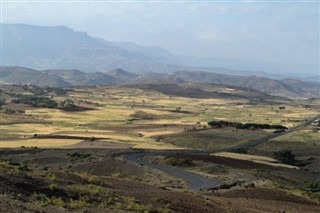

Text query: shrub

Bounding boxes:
[88,175,101,184]
[273,150,296,165]
[49,183,58,191]
[112,172,122,178]
[69,198,90,209]
[50,196,65,207]
[131,176,142,181]
[31,192,49,207]
[165,156,193,166]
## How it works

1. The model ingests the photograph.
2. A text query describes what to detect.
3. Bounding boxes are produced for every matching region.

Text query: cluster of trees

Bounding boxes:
[21,85,69,96]
[61,99,75,108]
[207,120,287,130]
[11,95,58,108]
[1,98,25,114]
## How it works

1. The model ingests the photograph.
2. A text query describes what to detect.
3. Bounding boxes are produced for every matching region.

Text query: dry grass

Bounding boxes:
[136,129,178,137]
[0,139,82,148]
[133,142,186,150]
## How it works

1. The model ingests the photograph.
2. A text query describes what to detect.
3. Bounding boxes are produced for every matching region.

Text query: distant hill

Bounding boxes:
[44,69,116,86]
[0,66,72,87]
[106,69,140,83]
[130,84,282,102]
[133,73,185,85]
[1,66,319,98]
[136,71,320,98]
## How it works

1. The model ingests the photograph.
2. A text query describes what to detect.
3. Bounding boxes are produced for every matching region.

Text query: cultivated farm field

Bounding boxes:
[1,83,320,212]
[1,84,319,150]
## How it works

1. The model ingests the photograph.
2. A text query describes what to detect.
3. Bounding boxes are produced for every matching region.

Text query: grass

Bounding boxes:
[161,128,268,150]
[270,129,320,143]
[251,140,320,157]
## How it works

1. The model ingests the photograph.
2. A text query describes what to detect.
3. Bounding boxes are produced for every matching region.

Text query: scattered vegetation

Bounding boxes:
[1,107,25,114]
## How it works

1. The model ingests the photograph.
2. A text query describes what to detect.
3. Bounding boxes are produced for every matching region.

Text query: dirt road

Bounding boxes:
[124,152,221,190]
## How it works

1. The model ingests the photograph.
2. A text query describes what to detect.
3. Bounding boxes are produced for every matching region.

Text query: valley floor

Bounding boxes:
[0,84,320,212]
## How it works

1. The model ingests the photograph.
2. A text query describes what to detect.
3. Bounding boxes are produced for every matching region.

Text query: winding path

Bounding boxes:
[124,152,221,190]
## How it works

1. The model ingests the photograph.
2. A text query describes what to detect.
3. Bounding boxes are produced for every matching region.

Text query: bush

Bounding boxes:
[88,175,101,184]
[112,172,122,178]
[165,156,193,166]
[69,198,90,209]
[49,183,58,191]
[273,150,296,165]
[50,196,65,207]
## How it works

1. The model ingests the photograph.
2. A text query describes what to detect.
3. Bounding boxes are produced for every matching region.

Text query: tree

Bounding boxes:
[61,99,75,108]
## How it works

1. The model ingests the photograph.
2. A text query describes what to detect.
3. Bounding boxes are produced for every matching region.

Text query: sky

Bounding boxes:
[1,0,319,68]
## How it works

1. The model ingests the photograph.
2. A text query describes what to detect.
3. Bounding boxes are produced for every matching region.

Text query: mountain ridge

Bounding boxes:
[2,23,318,81]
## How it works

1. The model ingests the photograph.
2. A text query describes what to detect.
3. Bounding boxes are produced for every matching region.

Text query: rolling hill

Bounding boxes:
[1,66,319,98]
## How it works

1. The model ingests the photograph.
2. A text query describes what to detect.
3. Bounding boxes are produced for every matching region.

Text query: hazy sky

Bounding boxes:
[1,0,319,66]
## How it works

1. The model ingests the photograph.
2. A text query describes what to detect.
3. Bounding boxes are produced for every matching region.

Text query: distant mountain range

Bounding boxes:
[1,23,190,74]
[2,23,318,81]
[1,66,319,98]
